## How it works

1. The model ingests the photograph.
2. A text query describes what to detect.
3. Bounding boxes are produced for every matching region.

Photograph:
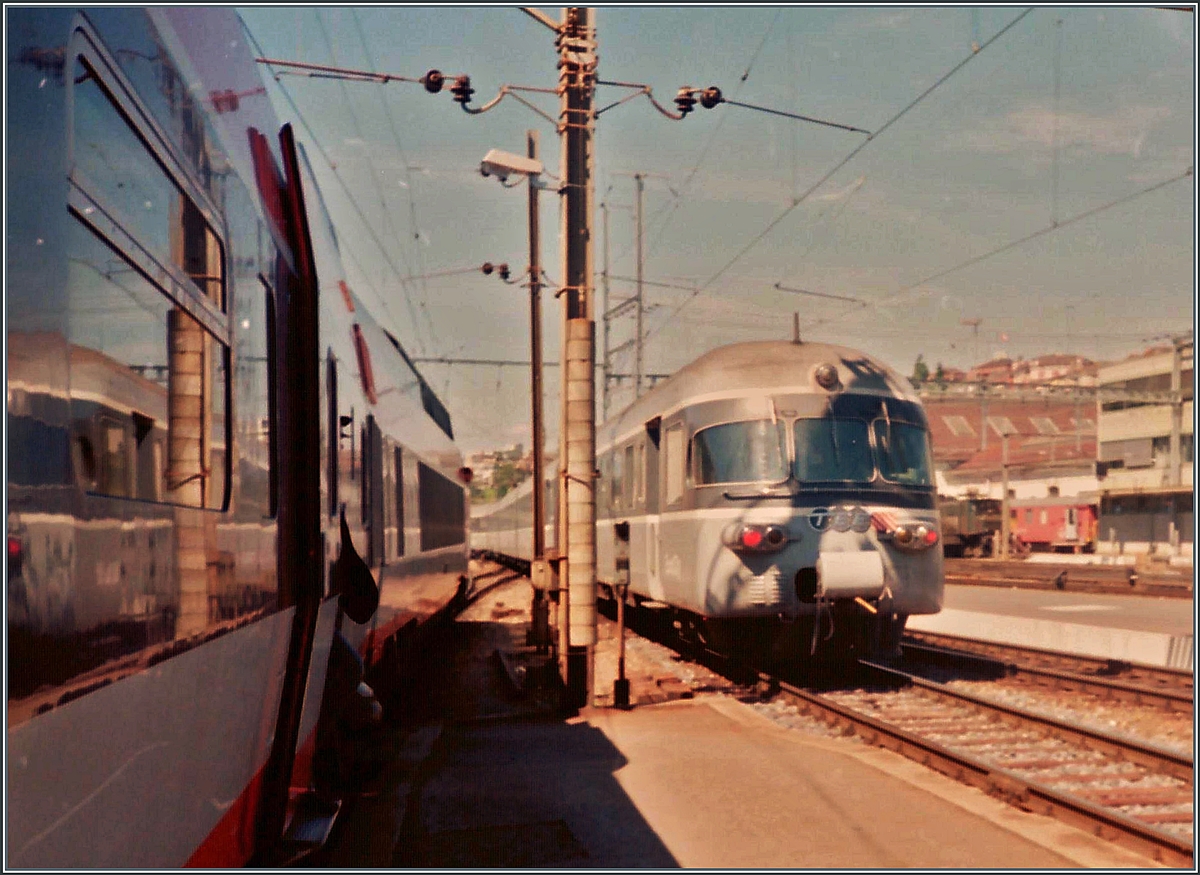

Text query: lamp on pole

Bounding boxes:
[479,140,550,644]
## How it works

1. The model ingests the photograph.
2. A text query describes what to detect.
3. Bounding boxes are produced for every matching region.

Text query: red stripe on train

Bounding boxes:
[184,725,320,868]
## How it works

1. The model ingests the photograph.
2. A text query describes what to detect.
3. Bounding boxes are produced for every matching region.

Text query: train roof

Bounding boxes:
[604,340,918,438]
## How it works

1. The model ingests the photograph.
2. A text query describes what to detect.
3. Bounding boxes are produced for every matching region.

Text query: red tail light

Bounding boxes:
[740,528,763,549]
[8,536,23,577]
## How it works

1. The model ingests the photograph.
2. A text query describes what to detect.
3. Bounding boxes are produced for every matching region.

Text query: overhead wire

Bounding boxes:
[241,14,429,354]
[316,9,438,354]
[611,7,782,267]
[350,8,441,352]
[806,167,1194,334]
[643,7,1037,345]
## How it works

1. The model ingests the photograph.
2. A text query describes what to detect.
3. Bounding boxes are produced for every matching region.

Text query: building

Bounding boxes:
[1011,354,1098,387]
[921,384,1098,501]
[1094,339,1193,561]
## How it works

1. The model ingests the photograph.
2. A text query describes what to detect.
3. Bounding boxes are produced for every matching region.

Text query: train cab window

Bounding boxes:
[693,420,787,485]
[872,420,933,486]
[793,418,873,483]
[664,424,685,505]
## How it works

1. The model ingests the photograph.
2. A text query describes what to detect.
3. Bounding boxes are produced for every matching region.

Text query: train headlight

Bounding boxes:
[814,363,840,391]
[892,525,913,545]
[764,525,787,548]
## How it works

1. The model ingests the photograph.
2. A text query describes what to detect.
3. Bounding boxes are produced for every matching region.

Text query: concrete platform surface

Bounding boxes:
[915,584,1194,669]
[396,696,1159,869]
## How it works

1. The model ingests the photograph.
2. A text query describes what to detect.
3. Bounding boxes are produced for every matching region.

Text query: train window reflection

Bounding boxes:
[872,420,933,486]
[67,224,228,508]
[71,55,224,311]
[792,418,874,483]
[693,420,787,485]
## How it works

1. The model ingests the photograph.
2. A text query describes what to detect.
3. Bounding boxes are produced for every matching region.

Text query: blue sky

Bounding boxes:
[238,6,1195,453]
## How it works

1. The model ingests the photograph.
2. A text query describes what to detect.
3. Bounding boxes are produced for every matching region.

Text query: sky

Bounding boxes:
[237,5,1196,455]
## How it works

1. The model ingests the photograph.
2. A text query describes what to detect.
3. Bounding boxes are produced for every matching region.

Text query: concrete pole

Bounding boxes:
[1000,432,1010,560]
[558,6,597,706]
[528,130,545,561]
[635,172,644,399]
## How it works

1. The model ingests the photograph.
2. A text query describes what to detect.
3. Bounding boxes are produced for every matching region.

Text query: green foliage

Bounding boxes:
[911,354,929,385]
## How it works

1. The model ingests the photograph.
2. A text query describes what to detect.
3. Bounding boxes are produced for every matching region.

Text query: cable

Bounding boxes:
[350,8,440,352]
[612,8,783,267]
[643,7,1036,344]
[809,167,1194,334]
[240,15,429,353]
[317,10,439,356]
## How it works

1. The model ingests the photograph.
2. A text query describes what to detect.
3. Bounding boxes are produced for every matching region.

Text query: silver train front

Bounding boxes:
[473,340,944,658]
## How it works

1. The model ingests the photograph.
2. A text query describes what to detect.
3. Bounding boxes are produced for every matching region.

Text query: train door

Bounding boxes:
[1063,506,1078,542]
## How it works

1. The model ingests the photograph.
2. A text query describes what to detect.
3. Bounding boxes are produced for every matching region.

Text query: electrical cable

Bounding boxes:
[350,8,441,353]
[643,7,1036,345]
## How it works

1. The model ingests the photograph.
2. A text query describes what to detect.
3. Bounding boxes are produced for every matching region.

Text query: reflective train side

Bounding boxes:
[6,8,467,867]
[473,339,943,662]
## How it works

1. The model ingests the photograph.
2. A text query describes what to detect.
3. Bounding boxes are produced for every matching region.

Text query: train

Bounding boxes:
[1009,496,1098,554]
[474,340,944,663]
[6,8,469,867]
[938,495,1002,557]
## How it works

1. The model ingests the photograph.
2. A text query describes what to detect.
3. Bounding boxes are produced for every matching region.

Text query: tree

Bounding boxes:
[934,362,946,385]
[911,354,929,384]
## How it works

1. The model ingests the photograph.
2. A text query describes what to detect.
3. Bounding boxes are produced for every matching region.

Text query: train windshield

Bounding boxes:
[693,419,787,484]
[872,419,933,485]
[792,418,874,482]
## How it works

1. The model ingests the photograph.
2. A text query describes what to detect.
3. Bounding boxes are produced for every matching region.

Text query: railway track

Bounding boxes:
[777,661,1194,867]
[943,558,1193,599]
[483,553,1194,865]
[904,630,1194,701]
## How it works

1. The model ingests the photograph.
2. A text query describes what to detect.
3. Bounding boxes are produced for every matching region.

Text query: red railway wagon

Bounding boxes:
[1009,497,1098,553]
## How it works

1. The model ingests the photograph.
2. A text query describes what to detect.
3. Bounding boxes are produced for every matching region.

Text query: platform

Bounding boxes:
[914,583,1195,669]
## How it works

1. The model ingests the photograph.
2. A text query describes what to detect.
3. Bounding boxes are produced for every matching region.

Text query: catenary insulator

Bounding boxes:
[423,70,444,94]
[700,86,723,109]
[450,75,474,105]
[674,86,696,117]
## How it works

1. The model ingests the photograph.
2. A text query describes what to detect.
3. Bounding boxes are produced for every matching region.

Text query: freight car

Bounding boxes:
[938,495,1002,557]
[1009,496,1098,553]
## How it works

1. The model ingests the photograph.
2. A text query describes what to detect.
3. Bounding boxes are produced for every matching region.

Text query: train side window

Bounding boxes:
[362,415,384,566]
[418,462,466,550]
[394,446,406,557]
[66,48,229,510]
[664,424,685,505]
[65,224,228,510]
[612,448,625,509]
[623,445,635,508]
[635,441,646,504]
[327,351,339,517]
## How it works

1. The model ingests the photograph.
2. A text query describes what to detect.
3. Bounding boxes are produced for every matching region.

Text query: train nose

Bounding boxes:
[812,550,886,600]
